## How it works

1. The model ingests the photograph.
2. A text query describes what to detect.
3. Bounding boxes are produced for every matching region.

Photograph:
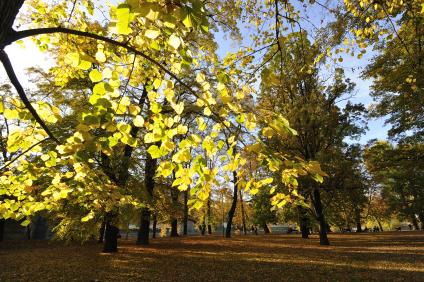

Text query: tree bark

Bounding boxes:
[98,220,106,243]
[207,197,212,235]
[225,171,238,238]
[103,221,119,253]
[0,219,4,242]
[0,1,24,49]
[200,213,206,236]
[170,188,179,237]
[312,188,330,245]
[137,154,157,245]
[298,206,310,239]
[170,218,178,237]
[376,219,384,232]
[239,189,247,235]
[152,214,157,239]
[419,212,424,230]
[183,189,188,235]
[355,206,362,232]
[262,223,270,234]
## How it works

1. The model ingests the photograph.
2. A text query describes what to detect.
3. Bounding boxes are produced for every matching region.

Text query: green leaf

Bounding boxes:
[81,212,94,222]
[21,219,31,227]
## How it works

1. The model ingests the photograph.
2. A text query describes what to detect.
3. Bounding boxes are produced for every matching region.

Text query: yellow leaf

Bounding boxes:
[145,29,160,39]
[89,69,102,82]
[134,115,144,127]
[64,52,79,67]
[168,34,181,49]
[172,102,184,115]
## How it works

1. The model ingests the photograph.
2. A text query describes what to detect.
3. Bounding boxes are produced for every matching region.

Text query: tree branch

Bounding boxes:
[0,137,50,172]
[0,50,59,143]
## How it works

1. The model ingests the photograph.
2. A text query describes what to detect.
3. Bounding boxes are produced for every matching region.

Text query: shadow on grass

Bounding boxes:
[0,232,423,281]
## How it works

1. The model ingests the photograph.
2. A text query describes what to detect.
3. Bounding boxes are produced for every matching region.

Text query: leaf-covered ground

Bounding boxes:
[1,232,423,281]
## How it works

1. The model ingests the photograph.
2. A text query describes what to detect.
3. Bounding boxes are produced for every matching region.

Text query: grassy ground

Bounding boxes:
[0,232,423,281]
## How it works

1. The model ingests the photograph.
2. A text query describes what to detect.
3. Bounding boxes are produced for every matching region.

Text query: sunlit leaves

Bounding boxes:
[89,69,102,82]
[145,29,160,39]
[116,4,132,35]
[168,34,181,50]
[64,52,79,67]
[133,115,144,127]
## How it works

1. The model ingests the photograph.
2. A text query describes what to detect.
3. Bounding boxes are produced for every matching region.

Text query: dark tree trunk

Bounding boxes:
[98,220,106,243]
[239,189,247,235]
[298,206,310,239]
[419,212,424,230]
[0,1,24,49]
[262,223,270,234]
[183,189,188,235]
[207,197,212,235]
[103,221,119,253]
[312,188,330,245]
[137,209,151,244]
[152,214,157,238]
[376,219,384,232]
[200,215,206,236]
[0,219,4,242]
[355,206,362,232]
[170,218,178,237]
[225,171,238,238]
[137,154,157,245]
[170,188,179,237]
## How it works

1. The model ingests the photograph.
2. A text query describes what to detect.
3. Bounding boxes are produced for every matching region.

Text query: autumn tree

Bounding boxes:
[258,30,365,245]
[364,141,424,229]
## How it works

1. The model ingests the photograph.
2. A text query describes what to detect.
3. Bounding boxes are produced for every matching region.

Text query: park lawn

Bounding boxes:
[0,232,423,281]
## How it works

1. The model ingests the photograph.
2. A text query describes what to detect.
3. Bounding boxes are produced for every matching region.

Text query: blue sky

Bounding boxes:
[211,1,389,144]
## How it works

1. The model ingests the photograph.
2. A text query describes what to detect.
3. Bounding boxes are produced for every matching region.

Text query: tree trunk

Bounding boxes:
[200,214,206,236]
[0,219,4,242]
[152,214,157,238]
[103,221,119,253]
[170,188,179,237]
[298,206,310,239]
[419,212,424,230]
[137,154,157,245]
[312,188,330,245]
[183,189,188,235]
[225,171,238,238]
[355,206,362,232]
[170,218,178,237]
[262,223,270,234]
[376,219,384,232]
[137,209,151,244]
[239,189,247,235]
[98,220,106,243]
[207,197,212,235]
[0,0,24,49]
